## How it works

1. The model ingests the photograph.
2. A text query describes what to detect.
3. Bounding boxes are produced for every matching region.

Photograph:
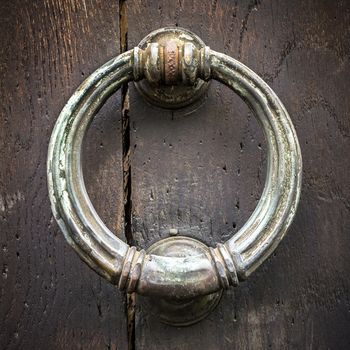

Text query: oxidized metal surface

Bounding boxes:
[47,27,302,325]
[142,236,222,326]
[134,27,210,109]
[164,40,179,84]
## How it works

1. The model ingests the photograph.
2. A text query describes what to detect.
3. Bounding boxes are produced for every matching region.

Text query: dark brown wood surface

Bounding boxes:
[1,1,350,349]
[126,1,350,349]
[0,1,128,349]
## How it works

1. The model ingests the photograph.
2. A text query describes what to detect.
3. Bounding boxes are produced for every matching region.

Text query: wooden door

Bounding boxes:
[1,1,349,349]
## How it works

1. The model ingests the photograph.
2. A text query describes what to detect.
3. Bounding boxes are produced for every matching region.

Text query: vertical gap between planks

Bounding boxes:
[119,1,136,350]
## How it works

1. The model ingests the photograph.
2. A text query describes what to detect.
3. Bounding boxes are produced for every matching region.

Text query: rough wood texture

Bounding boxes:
[126,1,350,349]
[1,0,350,349]
[0,1,128,349]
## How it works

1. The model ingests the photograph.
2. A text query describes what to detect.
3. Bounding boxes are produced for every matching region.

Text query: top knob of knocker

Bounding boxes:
[133,27,211,109]
[133,39,211,85]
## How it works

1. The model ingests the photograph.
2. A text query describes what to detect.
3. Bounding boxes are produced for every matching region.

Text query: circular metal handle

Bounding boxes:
[47,27,302,324]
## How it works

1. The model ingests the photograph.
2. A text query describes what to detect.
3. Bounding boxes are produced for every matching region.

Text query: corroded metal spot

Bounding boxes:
[164,40,179,84]
[134,27,210,109]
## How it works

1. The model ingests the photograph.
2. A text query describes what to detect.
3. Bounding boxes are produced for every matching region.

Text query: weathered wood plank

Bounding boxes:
[1,0,349,349]
[126,0,350,349]
[0,1,128,349]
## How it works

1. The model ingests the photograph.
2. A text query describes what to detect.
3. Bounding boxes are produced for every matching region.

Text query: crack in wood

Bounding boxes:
[119,1,136,349]
[238,0,261,59]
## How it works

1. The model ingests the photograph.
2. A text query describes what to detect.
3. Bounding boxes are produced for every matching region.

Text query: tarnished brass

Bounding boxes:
[142,236,222,326]
[47,27,302,326]
[134,27,210,109]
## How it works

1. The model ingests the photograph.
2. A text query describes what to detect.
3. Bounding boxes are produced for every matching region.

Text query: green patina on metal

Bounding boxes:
[47,27,302,326]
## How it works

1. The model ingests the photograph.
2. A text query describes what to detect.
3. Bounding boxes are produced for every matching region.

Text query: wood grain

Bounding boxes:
[0,1,128,349]
[1,0,350,349]
[125,1,350,349]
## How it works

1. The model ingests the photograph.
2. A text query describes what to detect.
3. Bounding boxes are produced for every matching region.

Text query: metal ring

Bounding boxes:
[47,45,302,298]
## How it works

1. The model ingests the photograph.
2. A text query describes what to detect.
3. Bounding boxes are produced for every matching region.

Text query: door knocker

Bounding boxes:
[47,27,302,326]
